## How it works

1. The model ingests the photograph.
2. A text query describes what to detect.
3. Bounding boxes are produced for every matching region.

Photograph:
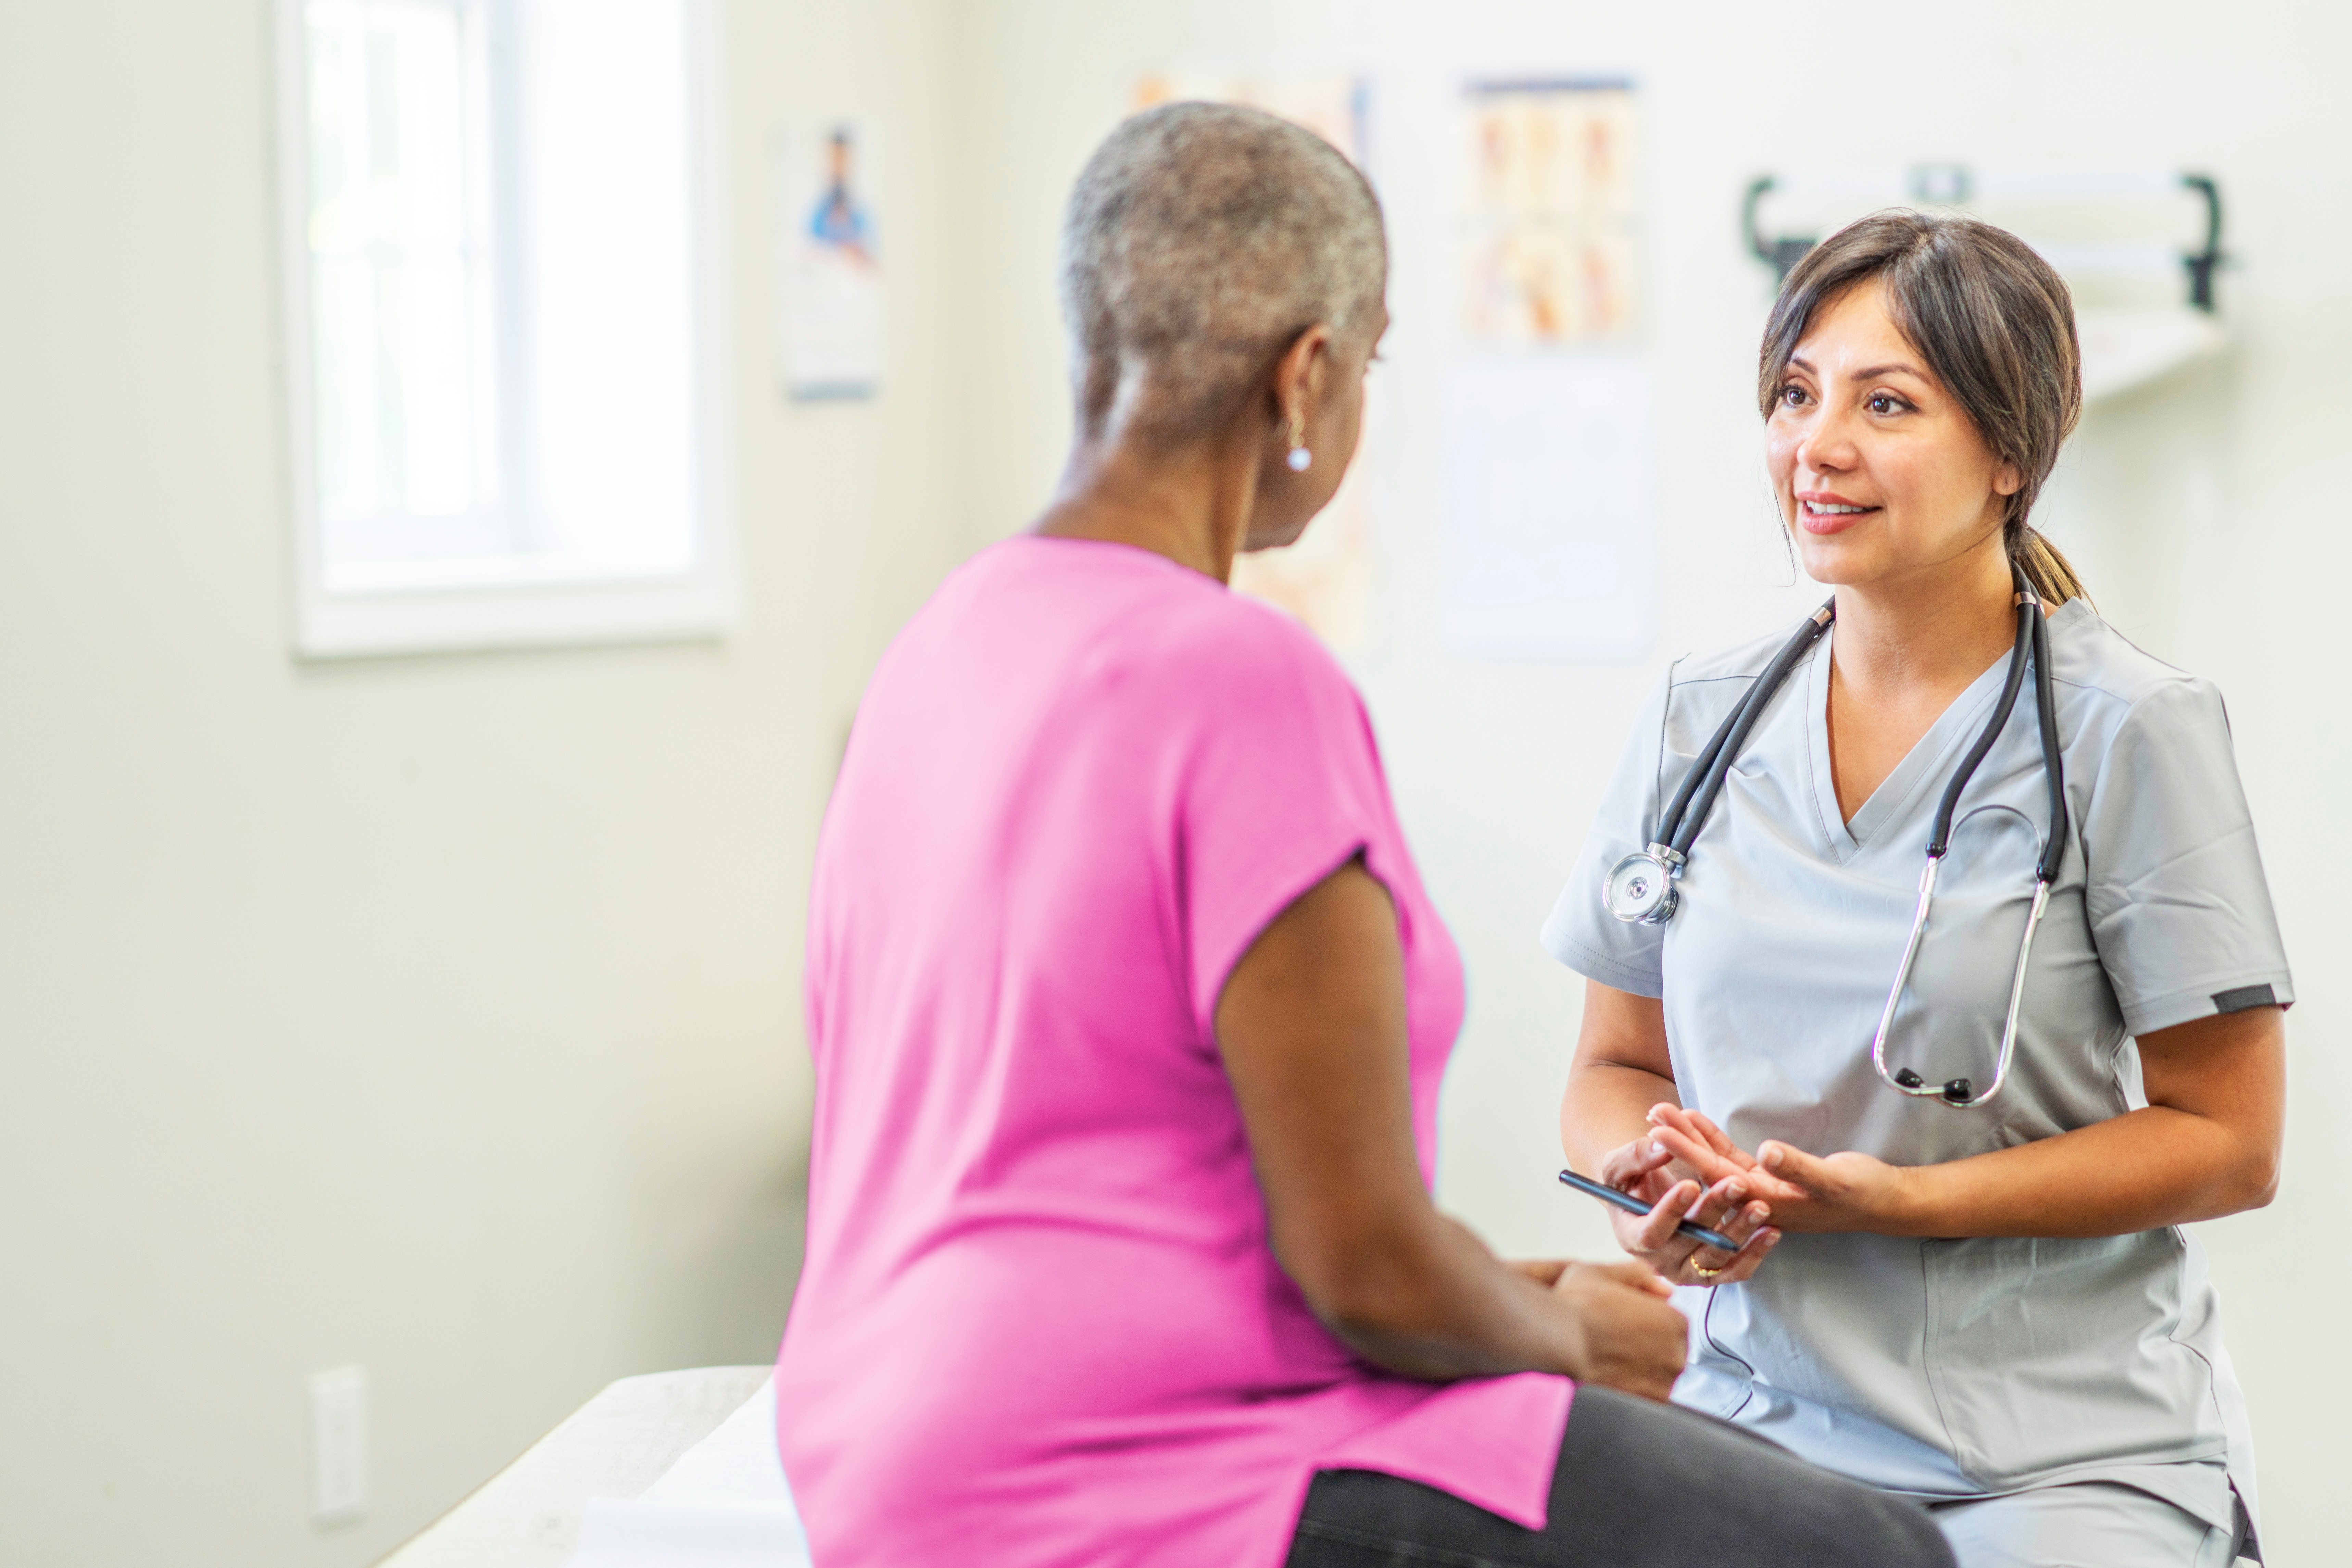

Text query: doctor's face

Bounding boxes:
[1765,279,2021,590]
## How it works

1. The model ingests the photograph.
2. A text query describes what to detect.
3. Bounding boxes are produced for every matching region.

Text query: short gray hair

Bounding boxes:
[1059,102,1387,444]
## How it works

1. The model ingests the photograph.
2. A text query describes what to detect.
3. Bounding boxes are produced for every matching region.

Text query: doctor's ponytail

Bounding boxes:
[1758,211,2091,607]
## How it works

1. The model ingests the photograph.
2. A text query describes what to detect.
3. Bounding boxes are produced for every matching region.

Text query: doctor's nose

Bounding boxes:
[1795,409,1864,476]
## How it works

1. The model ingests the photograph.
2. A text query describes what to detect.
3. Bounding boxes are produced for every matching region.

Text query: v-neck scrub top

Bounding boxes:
[777,538,1573,1568]
[1542,598,2291,1532]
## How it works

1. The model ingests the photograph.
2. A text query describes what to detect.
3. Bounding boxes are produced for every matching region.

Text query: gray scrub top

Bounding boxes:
[1543,598,2292,1526]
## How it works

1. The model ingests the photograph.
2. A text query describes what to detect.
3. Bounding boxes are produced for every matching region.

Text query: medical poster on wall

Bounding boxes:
[775,121,884,399]
[1130,72,1376,652]
[1441,356,1656,661]
[1458,79,1638,344]
[1132,71,1368,165]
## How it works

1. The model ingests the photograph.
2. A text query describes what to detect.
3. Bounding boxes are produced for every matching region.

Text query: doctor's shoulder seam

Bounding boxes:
[2048,603,2221,717]
[1657,623,1796,735]
[1664,622,1790,692]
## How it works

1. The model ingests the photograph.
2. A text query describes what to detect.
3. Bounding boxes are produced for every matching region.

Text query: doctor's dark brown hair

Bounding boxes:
[1758,211,2090,605]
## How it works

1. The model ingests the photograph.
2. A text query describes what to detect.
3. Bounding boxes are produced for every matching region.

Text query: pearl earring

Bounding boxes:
[1285,412,1311,472]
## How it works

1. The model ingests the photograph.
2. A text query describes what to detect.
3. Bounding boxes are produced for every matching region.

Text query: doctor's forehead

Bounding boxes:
[1789,282,1935,383]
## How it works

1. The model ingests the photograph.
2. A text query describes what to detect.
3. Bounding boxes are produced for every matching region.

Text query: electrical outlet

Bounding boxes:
[308,1366,367,1526]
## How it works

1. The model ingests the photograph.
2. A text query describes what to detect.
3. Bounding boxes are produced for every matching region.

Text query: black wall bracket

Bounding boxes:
[1742,169,2226,313]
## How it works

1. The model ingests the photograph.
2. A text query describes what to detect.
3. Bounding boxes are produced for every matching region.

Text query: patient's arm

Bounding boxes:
[1215,859,1688,1398]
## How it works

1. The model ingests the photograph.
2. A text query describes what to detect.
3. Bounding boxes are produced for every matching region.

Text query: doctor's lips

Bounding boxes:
[1796,490,1879,535]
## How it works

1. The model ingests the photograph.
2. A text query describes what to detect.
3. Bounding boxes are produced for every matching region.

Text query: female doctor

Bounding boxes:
[1549,211,2290,1568]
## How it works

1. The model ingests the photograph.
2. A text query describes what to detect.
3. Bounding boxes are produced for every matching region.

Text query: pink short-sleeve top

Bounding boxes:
[773,537,1573,1567]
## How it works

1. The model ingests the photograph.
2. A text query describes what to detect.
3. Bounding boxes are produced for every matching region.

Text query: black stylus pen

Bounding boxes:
[1557,1168,1744,1253]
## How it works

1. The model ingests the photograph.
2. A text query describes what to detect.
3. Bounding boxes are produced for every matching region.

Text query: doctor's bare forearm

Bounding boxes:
[1559,982,1680,1175]
[1562,1061,1680,1177]
[1884,1007,2285,1238]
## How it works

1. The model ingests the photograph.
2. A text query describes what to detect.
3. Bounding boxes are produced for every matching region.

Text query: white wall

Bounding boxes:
[0,2,963,1563]
[942,2,2351,1560]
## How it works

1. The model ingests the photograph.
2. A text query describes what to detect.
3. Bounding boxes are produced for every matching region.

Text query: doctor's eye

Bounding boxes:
[1865,392,1914,415]
[1777,382,1811,409]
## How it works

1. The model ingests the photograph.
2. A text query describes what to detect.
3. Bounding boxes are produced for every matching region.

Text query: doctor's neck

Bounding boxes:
[1828,531,2028,698]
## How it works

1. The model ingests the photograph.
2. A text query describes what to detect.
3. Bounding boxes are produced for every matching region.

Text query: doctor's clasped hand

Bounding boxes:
[1636,1105,1921,1238]
[1594,1126,1780,1284]
[1636,991,2283,1241]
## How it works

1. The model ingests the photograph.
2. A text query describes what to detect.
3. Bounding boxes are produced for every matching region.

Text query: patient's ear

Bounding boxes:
[1268,322,1336,432]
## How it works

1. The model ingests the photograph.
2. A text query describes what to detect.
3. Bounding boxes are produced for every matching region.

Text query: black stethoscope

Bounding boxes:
[1600,579,2070,1108]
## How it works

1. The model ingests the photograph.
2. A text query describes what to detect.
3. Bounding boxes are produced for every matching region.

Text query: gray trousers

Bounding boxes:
[1285,1385,1954,1568]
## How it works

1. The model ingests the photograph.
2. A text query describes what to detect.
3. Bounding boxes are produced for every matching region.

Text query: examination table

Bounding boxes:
[380,1365,807,1568]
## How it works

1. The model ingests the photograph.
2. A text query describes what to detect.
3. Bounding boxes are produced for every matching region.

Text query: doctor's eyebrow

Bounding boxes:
[1786,355,1931,383]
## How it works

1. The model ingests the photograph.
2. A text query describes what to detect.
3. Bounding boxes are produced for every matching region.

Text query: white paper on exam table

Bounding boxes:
[566,1377,813,1568]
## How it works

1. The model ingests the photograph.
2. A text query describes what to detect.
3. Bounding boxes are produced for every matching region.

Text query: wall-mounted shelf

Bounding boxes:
[1741,167,2229,404]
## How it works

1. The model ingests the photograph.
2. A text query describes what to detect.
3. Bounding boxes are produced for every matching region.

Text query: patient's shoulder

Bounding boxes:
[1011,541,1364,736]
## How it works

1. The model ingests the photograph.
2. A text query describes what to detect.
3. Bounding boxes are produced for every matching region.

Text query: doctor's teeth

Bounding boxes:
[1811,503,1866,514]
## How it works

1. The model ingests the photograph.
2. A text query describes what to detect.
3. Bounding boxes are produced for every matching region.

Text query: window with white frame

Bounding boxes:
[276,0,733,656]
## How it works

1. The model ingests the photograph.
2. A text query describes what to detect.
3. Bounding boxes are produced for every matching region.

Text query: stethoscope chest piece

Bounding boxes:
[1603,844,1684,925]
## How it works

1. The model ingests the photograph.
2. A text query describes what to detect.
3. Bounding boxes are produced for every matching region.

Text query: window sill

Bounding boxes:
[294,572,738,660]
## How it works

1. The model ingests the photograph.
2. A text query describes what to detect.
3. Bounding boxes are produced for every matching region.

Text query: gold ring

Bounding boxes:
[1688,1253,1725,1281]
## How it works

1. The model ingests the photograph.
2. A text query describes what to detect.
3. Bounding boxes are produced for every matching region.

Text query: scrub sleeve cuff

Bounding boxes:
[1538,918,1665,999]
[2117,972,2296,1039]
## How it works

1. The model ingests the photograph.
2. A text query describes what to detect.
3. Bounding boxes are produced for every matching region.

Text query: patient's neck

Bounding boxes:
[1035,426,1259,584]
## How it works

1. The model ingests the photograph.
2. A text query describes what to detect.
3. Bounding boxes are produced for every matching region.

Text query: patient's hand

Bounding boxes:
[1644,1105,1912,1235]
[1549,1260,1687,1401]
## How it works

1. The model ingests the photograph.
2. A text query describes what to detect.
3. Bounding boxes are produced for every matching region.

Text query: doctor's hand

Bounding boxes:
[1597,1133,1779,1287]
[1644,1106,1913,1235]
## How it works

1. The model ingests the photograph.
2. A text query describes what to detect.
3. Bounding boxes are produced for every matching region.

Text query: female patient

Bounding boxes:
[770,104,1952,1568]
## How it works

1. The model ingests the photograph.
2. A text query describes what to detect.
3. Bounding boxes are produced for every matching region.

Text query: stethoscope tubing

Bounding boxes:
[1927,596,2038,858]
[1654,603,1834,856]
[1871,588,2070,1107]
[1608,575,2072,1110]
[2029,604,2070,885]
